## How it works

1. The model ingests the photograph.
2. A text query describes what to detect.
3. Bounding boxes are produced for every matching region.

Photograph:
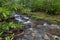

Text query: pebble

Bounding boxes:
[43,34,50,40]
[32,33,36,37]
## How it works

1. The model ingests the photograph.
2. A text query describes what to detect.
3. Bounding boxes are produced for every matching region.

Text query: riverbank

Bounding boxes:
[14,13,60,40]
[22,12,60,24]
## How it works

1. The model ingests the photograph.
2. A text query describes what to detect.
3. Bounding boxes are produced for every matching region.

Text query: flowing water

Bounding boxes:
[14,14,60,40]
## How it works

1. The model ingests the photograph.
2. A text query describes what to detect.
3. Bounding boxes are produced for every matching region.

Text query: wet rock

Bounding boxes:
[33,30,40,34]
[43,34,50,40]
[14,14,24,22]
[47,33,54,40]
[31,22,37,28]
[24,16,29,19]
[23,24,31,29]
[16,38,22,40]
[14,14,20,17]
[34,36,44,40]
[37,25,43,28]
[50,29,60,36]
[22,38,27,40]
[24,30,32,35]
[27,28,33,31]
[23,21,32,24]
[48,26,57,30]
[50,24,60,29]
[13,14,60,40]
[51,24,57,26]
[23,34,32,40]
[31,33,36,37]
[43,23,48,26]
[52,35,60,40]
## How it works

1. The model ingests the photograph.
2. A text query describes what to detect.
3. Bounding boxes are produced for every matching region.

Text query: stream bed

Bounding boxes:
[13,13,60,40]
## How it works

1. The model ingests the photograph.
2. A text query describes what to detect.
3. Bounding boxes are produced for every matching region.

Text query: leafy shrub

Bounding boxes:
[0,0,14,21]
[31,0,44,11]
[9,22,23,29]
[0,7,13,20]
[44,0,60,14]
[23,0,60,14]
[0,22,23,36]
[2,22,23,30]
[11,1,31,14]
[11,2,24,11]
[21,8,31,14]
[5,34,14,40]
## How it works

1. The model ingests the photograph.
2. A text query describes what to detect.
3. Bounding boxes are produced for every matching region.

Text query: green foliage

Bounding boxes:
[10,1,31,14]
[1,22,23,30]
[5,36,11,40]
[11,2,24,10]
[0,0,60,15]
[21,8,31,14]
[0,0,31,21]
[0,0,31,38]
[0,0,60,39]
[23,0,60,14]
[31,0,45,11]
[0,7,13,20]
[0,22,23,36]
[43,0,60,14]
[0,0,13,20]
[9,22,23,29]
[5,34,14,40]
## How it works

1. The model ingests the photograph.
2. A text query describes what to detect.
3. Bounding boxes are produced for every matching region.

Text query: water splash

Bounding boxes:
[14,14,24,22]
[43,23,48,26]
[24,16,29,19]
